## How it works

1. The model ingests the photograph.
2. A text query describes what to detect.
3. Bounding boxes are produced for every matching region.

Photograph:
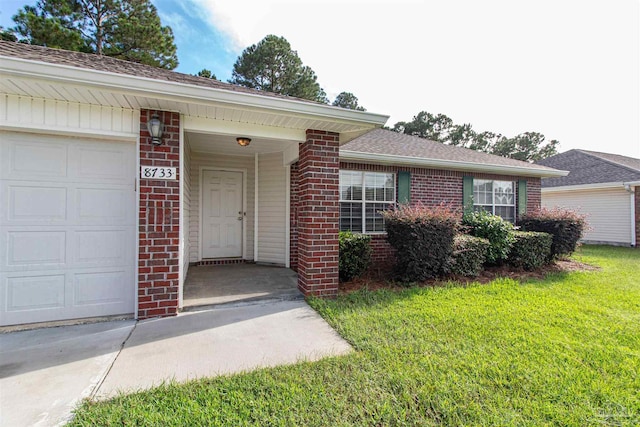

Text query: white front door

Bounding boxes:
[202,170,243,258]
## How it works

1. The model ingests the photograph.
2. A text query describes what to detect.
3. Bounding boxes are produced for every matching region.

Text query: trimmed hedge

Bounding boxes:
[519,207,587,259]
[462,210,515,265]
[338,231,372,282]
[508,231,553,270]
[448,234,490,277]
[381,203,460,282]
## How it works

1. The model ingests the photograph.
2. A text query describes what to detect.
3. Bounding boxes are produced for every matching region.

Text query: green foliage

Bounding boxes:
[229,35,327,103]
[520,207,587,259]
[462,210,515,264]
[70,246,640,426]
[0,26,18,42]
[196,69,217,79]
[392,110,559,161]
[332,91,366,111]
[381,203,460,281]
[507,231,553,270]
[338,231,372,282]
[11,0,178,69]
[448,234,490,276]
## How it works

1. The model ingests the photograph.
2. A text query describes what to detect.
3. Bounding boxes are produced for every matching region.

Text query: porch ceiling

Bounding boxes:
[186,131,296,156]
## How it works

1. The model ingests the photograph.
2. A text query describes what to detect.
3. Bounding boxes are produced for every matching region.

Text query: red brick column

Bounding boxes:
[297,130,340,297]
[290,162,300,271]
[138,110,180,319]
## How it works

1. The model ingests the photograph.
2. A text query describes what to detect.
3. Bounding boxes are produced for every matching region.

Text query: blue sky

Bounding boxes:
[1,0,638,157]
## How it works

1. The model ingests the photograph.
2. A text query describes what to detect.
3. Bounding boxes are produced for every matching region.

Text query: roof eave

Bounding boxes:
[340,151,568,178]
[0,55,390,129]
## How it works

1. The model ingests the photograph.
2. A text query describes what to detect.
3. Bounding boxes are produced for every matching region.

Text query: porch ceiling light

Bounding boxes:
[236,137,251,147]
[147,114,163,145]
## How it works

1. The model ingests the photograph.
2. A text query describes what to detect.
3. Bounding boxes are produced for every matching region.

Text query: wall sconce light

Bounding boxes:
[147,114,163,145]
[236,137,251,147]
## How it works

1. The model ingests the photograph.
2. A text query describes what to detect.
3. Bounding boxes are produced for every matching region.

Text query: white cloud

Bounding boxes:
[192,0,639,157]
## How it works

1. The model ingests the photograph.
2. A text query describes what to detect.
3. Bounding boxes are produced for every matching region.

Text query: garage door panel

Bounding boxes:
[74,270,128,305]
[7,231,66,266]
[76,187,131,224]
[76,145,132,183]
[2,138,68,180]
[5,274,66,312]
[5,184,67,222]
[74,229,131,266]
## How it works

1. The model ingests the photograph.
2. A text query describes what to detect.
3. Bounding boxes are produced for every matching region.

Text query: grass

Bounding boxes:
[70,246,640,426]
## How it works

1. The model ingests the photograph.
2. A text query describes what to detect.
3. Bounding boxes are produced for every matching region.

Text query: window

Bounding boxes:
[473,179,515,222]
[340,170,395,233]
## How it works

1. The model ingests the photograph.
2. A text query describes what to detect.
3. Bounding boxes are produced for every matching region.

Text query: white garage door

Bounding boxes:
[0,132,136,326]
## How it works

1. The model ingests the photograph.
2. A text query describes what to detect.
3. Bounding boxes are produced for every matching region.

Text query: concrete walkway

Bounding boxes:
[0,300,352,426]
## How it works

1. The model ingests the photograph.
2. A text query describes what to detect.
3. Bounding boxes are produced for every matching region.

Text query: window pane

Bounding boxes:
[365,202,391,232]
[340,170,362,201]
[494,181,514,205]
[495,206,515,222]
[340,202,363,232]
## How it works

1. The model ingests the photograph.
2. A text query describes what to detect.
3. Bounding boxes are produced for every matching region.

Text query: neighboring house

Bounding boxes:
[537,149,640,247]
[0,41,564,327]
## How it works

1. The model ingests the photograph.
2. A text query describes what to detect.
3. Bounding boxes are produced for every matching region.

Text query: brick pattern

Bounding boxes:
[290,162,300,270]
[296,130,340,297]
[338,162,542,266]
[636,189,640,248]
[138,110,180,319]
[197,259,248,266]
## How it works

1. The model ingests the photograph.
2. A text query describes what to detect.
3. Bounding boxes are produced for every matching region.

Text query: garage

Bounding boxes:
[1,132,136,326]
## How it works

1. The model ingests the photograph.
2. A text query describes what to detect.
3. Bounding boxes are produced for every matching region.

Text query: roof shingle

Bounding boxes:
[536,149,640,187]
[342,129,559,172]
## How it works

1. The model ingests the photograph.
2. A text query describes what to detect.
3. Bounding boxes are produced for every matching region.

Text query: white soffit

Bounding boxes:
[0,56,389,140]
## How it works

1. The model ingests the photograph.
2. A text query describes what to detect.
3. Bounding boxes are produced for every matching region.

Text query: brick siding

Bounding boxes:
[296,130,340,297]
[138,110,180,319]
[290,162,300,270]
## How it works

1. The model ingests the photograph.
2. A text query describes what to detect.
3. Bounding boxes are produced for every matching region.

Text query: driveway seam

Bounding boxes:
[90,321,138,399]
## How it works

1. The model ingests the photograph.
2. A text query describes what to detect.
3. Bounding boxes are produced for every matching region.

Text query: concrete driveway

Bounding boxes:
[0,300,352,426]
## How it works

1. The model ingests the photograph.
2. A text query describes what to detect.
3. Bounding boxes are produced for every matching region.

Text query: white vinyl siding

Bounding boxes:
[0,132,136,325]
[257,153,287,265]
[542,188,632,245]
[0,94,138,138]
[189,152,254,262]
[182,138,192,276]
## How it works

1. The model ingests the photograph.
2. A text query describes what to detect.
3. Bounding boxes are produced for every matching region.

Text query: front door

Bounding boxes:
[202,170,243,258]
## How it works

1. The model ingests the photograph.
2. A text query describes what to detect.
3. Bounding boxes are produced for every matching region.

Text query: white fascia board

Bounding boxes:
[623,180,640,187]
[340,151,568,178]
[1,56,390,129]
[541,182,624,193]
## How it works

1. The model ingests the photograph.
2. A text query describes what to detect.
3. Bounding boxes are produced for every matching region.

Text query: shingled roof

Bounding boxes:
[0,40,319,104]
[341,128,561,175]
[536,149,640,187]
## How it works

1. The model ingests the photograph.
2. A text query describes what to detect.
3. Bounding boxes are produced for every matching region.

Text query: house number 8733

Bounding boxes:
[140,166,177,180]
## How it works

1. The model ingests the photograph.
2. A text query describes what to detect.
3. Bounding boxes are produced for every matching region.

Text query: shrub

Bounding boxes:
[448,234,490,277]
[462,210,516,264]
[381,203,460,282]
[508,231,553,270]
[519,207,587,259]
[338,231,372,282]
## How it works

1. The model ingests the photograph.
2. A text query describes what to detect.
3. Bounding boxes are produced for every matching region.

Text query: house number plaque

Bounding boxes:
[140,166,177,180]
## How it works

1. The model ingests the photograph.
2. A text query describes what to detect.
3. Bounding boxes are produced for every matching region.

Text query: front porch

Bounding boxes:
[183,264,300,309]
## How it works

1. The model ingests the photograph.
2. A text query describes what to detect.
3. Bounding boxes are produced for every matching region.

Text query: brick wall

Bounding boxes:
[138,110,180,319]
[296,130,340,297]
[338,162,542,265]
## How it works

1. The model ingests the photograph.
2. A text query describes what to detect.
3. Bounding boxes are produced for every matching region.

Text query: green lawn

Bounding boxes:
[70,246,640,426]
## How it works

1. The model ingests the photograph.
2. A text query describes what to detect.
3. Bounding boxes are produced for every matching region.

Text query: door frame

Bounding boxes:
[198,167,248,260]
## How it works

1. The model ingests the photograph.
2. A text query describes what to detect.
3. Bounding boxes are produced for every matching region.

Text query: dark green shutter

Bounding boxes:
[463,176,474,212]
[398,171,410,204]
[518,179,527,216]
